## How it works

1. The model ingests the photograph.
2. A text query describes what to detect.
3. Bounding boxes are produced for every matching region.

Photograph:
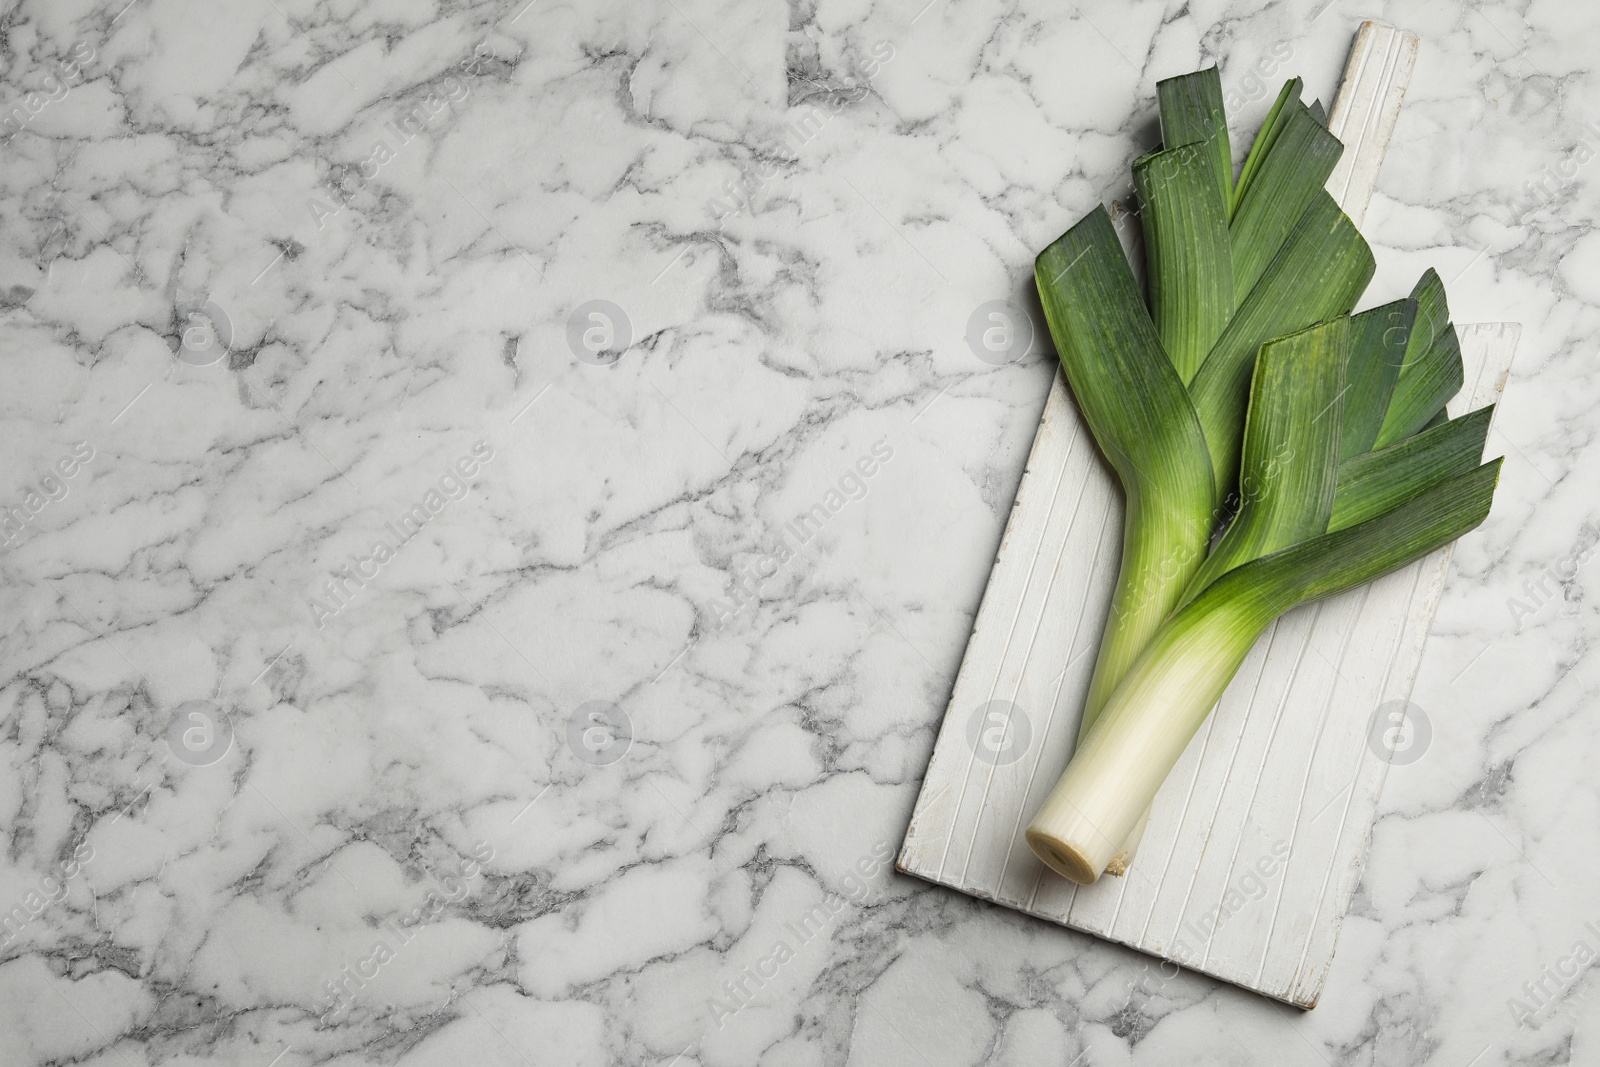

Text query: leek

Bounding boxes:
[1025,68,1500,885]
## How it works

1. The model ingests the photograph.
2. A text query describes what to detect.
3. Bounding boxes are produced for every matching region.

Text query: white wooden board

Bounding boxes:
[898,22,1515,1007]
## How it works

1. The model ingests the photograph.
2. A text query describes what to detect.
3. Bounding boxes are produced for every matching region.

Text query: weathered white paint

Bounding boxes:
[897,22,1517,1007]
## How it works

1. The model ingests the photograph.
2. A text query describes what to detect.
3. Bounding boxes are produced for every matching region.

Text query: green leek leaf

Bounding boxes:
[1206,459,1501,622]
[1406,268,1449,364]
[1231,77,1303,214]
[1156,67,1232,207]
[1330,406,1494,531]
[1229,103,1346,298]
[1134,142,1234,383]
[1374,324,1464,448]
[1339,298,1414,459]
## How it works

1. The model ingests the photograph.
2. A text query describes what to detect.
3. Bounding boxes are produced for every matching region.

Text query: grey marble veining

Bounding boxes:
[0,0,1594,1064]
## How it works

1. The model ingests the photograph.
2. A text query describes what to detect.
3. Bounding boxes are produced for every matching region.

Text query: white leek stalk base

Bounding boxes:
[1027,597,1261,884]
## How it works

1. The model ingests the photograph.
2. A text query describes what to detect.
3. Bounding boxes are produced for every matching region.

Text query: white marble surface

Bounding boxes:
[0,0,1593,1064]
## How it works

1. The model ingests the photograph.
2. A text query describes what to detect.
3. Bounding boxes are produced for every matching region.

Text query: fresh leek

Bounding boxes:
[1025,68,1500,885]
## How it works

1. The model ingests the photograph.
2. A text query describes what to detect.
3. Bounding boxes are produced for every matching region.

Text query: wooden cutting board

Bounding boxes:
[897,22,1518,1007]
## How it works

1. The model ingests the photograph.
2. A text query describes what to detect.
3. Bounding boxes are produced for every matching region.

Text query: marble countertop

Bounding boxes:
[0,0,1594,1063]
